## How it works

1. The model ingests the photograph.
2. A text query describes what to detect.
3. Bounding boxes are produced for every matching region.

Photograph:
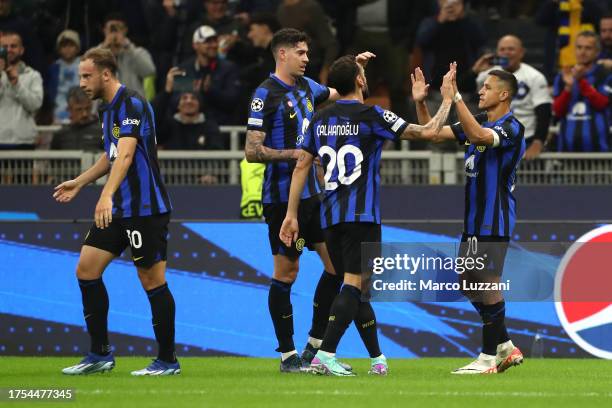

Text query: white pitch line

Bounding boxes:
[75,389,612,398]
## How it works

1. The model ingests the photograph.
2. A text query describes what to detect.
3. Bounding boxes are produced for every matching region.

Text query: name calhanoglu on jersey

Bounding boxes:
[316,123,360,137]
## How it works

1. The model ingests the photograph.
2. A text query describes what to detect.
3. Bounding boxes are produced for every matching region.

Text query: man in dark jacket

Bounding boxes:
[178,25,242,124]
[154,66,224,150]
[51,87,102,151]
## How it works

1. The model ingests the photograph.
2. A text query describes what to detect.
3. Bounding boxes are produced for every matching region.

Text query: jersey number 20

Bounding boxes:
[318,145,363,190]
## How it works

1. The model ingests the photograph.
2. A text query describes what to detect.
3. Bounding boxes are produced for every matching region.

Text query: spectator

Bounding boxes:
[598,14,612,66]
[0,0,44,74]
[99,12,156,99]
[472,35,552,159]
[0,31,43,150]
[154,66,224,150]
[47,30,82,124]
[241,13,278,91]
[347,0,436,118]
[536,0,604,82]
[277,0,338,84]
[183,0,243,61]
[178,25,241,124]
[415,0,486,94]
[51,87,102,151]
[553,31,612,152]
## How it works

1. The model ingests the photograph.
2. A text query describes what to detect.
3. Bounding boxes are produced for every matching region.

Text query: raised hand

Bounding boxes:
[53,179,82,203]
[279,216,299,248]
[441,62,457,100]
[561,67,574,90]
[411,67,430,102]
[355,51,376,68]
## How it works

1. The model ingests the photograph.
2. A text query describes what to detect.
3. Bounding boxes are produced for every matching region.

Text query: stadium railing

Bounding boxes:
[2,150,612,186]
[446,152,612,185]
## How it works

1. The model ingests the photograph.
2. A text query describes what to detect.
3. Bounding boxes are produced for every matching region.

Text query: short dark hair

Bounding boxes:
[270,28,309,56]
[488,69,518,99]
[82,47,118,75]
[576,30,601,50]
[328,55,359,96]
[601,13,612,21]
[1,30,22,45]
[250,13,280,33]
[103,12,127,27]
[67,86,90,104]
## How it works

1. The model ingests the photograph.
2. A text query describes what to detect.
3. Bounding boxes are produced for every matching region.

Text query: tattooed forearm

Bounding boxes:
[245,130,297,163]
[428,98,452,134]
[401,99,452,141]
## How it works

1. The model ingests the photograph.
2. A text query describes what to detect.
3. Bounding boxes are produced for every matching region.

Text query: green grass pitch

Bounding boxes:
[1,357,611,408]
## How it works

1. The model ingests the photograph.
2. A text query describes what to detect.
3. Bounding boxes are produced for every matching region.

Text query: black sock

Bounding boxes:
[146,283,176,363]
[309,271,342,340]
[355,301,381,358]
[498,301,510,344]
[78,278,110,355]
[320,285,361,354]
[479,302,506,356]
[268,279,295,353]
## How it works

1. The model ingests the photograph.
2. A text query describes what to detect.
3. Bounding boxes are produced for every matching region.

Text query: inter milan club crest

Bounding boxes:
[112,124,120,139]
[295,238,305,252]
[306,99,313,112]
[251,98,264,112]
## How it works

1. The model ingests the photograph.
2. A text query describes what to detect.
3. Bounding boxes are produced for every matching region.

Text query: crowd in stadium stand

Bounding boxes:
[1,0,612,154]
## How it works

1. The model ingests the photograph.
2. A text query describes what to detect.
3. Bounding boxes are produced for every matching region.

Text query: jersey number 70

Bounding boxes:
[318,145,363,191]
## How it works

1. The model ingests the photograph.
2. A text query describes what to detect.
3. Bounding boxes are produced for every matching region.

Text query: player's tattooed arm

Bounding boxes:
[401,99,454,142]
[403,63,457,142]
[245,130,299,163]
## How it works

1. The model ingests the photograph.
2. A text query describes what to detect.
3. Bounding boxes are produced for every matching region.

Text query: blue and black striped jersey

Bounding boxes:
[451,112,525,237]
[553,64,612,152]
[99,85,171,218]
[301,100,408,228]
[247,74,329,204]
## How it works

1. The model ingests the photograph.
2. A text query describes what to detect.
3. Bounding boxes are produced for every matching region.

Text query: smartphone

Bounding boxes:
[490,55,510,67]
[173,72,194,93]
[0,46,7,67]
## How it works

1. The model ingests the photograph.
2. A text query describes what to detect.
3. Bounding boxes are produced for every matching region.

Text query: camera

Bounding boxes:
[0,46,7,67]
[489,55,509,67]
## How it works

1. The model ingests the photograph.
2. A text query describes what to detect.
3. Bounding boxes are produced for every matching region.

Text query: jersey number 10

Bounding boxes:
[318,145,363,191]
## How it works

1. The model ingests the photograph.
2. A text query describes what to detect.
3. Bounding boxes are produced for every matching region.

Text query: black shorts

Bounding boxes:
[263,195,324,258]
[83,212,170,268]
[324,222,381,276]
[458,233,509,278]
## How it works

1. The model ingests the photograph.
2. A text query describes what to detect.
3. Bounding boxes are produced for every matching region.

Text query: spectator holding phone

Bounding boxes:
[99,13,156,99]
[153,66,224,150]
[472,35,552,159]
[0,31,43,149]
[177,25,241,125]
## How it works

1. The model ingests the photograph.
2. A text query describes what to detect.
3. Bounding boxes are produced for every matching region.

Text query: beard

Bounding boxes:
[361,83,370,100]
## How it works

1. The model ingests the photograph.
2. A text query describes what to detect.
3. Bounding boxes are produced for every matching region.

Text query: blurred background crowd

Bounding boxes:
[1,0,612,155]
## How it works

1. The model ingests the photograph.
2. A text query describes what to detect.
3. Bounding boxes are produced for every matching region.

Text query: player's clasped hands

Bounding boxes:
[279,216,299,248]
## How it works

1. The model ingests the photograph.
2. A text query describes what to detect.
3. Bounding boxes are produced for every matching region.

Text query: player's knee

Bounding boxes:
[76,259,102,280]
[273,260,299,283]
[137,267,165,290]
